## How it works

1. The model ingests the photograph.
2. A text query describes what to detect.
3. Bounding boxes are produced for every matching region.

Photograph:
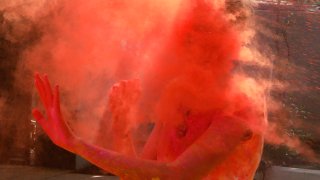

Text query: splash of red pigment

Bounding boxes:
[31,0,265,179]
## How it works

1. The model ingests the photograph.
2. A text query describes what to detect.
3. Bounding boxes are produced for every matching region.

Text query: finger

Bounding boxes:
[35,74,49,108]
[32,108,48,131]
[44,74,53,106]
[53,85,61,115]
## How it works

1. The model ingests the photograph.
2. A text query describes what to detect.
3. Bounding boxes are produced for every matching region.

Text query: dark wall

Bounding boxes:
[0,10,75,169]
[255,4,320,168]
[0,10,34,164]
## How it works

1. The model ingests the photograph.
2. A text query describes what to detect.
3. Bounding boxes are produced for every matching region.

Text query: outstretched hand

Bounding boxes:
[32,74,77,152]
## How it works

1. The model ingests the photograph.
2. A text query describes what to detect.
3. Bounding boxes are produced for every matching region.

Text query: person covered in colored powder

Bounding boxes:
[32,1,265,179]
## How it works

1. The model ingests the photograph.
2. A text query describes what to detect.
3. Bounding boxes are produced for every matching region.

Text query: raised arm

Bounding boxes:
[32,74,253,179]
[32,74,77,153]
[96,79,140,155]
[32,74,171,178]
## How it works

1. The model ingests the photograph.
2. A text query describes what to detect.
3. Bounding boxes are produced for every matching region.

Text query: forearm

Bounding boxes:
[170,139,237,179]
[170,116,253,179]
[73,137,172,179]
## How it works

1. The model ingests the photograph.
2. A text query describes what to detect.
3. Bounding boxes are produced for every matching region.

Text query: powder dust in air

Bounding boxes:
[12,0,269,177]
[17,0,266,165]
[21,0,265,141]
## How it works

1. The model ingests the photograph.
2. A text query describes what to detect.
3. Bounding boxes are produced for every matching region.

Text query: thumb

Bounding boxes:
[32,108,48,131]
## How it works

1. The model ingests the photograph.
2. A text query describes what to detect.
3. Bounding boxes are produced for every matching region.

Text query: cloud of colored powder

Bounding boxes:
[0,0,318,164]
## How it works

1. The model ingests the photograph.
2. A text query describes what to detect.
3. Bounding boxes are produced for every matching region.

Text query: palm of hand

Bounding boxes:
[106,79,141,154]
[32,74,76,152]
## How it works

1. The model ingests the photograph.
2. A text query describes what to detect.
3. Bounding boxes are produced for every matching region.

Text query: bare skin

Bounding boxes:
[32,74,258,179]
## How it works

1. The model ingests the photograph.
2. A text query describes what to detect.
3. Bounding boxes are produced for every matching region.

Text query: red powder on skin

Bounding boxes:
[27,0,264,178]
[105,1,264,178]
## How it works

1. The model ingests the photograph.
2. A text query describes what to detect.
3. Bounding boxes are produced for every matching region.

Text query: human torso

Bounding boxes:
[154,112,263,180]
